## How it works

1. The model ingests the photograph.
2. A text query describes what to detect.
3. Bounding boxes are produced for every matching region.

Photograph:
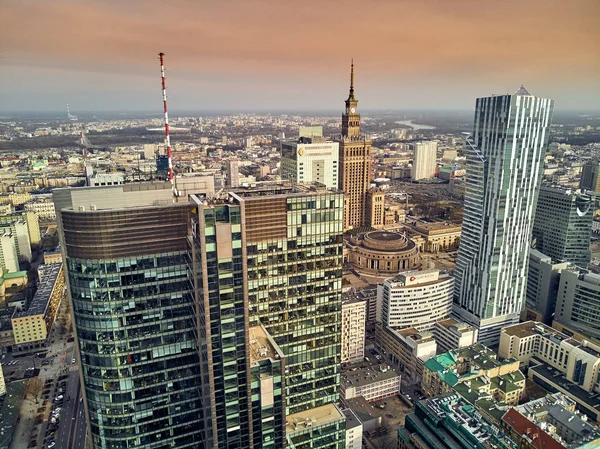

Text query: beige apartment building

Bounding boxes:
[341,298,367,363]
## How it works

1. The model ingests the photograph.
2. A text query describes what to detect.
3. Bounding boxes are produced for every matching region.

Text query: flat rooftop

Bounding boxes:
[285,403,344,435]
[248,325,282,366]
[13,263,62,319]
[227,182,340,200]
[342,361,401,388]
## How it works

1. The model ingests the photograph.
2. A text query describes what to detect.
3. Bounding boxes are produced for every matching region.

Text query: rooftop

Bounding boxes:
[342,359,401,388]
[503,408,563,449]
[248,325,283,366]
[285,403,344,435]
[13,263,62,319]
[341,408,362,430]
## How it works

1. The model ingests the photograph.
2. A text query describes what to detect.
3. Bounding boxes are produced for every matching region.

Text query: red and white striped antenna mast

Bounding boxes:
[158,52,174,184]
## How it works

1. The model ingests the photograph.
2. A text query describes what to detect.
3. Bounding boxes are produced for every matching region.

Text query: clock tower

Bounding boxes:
[342,60,360,138]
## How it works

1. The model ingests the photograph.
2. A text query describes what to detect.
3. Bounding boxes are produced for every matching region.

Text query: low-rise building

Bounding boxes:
[341,297,367,363]
[399,394,516,449]
[374,324,436,381]
[11,263,63,349]
[43,247,63,265]
[341,408,363,449]
[432,318,478,354]
[409,221,461,253]
[0,267,27,306]
[341,360,401,402]
[422,344,524,405]
[24,200,56,220]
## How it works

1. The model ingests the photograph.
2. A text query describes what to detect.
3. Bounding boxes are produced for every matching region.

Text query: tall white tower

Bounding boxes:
[453,87,554,345]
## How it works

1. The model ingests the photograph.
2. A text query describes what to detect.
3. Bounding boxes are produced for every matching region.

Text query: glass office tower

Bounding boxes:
[190,184,346,449]
[55,184,206,449]
[453,87,554,346]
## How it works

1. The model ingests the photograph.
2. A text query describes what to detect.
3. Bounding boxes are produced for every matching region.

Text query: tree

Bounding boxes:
[24,377,44,404]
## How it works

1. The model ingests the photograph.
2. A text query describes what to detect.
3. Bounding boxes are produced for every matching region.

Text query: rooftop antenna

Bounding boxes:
[158,52,174,185]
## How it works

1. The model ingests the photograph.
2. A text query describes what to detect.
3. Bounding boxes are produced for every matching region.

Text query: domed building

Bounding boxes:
[345,230,418,275]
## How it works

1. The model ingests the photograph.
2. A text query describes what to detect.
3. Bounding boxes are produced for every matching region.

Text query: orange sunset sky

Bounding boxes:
[1,0,599,111]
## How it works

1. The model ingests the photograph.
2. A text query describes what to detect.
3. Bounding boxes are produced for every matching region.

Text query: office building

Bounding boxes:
[554,268,600,341]
[525,249,568,324]
[335,61,372,230]
[453,87,554,345]
[580,161,600,192]
[11,263,63,348]
[191,183,346,448]
[54,183,207,449]
[379,269,453,332]
[374,325,437,381]
[280,129,339,190]
[411,141,438,181]
[341,297,366,363]
[398,394,516,449]
[226,158,241,187]
[432,318,478,354]
[0,233,18,273]
[499,321,600,422]
[532,185,594,268]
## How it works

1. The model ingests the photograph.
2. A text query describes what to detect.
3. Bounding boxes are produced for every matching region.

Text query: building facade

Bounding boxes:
[346,231,418,276]
[580,161,600,192]
[453,87,554,345]
[379,269,454,332]
[554,268,600,341]
[341,362,401,402]
[0,233,19,273]
[432,318,478,354]
[532,185,594,268]
[335,62,372,230]
[54,184,207,449]
[410,222,461,253]
[280,132,339,190]
[411,141,438,181]
[366,188,385,229]
[525,249,568,324]
[341,298,366,363]
[226,158,241,187]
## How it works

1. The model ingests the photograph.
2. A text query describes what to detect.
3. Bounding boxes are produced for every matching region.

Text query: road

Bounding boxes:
[72,397,87,449]
[54,370,81,449]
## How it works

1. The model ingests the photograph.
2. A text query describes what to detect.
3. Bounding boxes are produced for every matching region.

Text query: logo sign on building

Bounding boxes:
[401,270,439,286]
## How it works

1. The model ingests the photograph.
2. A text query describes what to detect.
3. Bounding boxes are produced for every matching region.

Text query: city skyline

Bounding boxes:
[1,0,599,112]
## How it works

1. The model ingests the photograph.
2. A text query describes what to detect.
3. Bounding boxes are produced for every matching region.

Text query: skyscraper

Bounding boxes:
[453,87,554,345]
[411,141,438,181]
[54,183,208,449]
[580,161,600,192]
[336,61,372,230]
[56,182,346,449]
[531,185,594,268]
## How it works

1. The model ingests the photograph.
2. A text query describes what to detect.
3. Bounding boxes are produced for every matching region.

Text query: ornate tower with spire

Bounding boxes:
[336,61,373,230]
[342,60,360,138]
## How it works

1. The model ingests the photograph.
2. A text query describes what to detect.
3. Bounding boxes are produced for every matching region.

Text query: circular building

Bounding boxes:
[346,230,418,275]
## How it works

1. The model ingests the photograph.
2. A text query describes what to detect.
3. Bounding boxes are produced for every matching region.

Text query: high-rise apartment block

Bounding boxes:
[341,297,366,363]
[280,128,339,189]
[336,62,372,230]
[411,141,438,181]
[532,185,594,268]
[55,182,347,449]
[580,161,600,192]
[453,87,554,345]
[226,158,241,187]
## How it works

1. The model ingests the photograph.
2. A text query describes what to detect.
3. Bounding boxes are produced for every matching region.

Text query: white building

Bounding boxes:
[432,318,478,354]
[342,408,363,449]
[0,232,19,272]
[379,269,453,332]
[411,141,438,180]
[341,298,367,363]
[341,363,401,402]
[0,364,5,396]
[281,129,339,189]
[453,87,554,345]
[0,220,31,262]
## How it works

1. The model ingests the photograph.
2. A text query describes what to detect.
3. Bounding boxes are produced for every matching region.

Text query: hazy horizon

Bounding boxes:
[1,0,599,112]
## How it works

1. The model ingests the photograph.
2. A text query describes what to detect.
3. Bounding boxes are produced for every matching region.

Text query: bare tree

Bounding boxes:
[24,377,44,404]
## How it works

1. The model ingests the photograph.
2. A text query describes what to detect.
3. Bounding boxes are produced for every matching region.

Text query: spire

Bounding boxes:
[349,59,355,100]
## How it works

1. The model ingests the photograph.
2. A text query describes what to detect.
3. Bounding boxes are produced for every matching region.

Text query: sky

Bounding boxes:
[1,0,599,113]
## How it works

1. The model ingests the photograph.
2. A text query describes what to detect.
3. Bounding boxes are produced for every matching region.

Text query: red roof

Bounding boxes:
[502,408,565,449]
